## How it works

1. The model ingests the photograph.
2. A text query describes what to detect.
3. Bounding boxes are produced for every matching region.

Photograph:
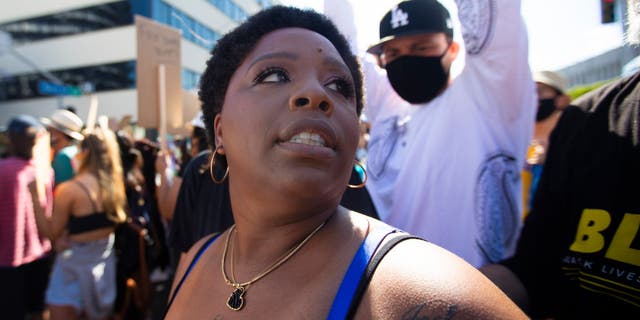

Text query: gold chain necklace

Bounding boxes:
[221,221,327,311]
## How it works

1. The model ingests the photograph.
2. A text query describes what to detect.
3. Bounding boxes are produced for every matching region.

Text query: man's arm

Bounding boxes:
[455,0,535,121]
[479,263,530,312]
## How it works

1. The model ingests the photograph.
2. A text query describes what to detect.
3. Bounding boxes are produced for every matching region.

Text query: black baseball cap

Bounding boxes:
[367,0,454,55]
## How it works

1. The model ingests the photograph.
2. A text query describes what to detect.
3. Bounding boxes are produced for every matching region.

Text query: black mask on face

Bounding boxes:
[385,53,449,104]
[536,98,557,122]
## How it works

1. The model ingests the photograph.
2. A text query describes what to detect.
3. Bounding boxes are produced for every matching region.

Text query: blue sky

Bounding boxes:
[279,0,626,71]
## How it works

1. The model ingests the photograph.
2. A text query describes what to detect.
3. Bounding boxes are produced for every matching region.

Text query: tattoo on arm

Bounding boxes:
[401,304,457,320]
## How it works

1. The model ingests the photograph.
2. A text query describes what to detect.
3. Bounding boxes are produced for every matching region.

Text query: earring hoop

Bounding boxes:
[209,146,229,184]
[347,160,367,189]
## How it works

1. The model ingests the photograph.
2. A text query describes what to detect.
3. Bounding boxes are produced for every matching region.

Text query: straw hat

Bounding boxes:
[40,109,84,141]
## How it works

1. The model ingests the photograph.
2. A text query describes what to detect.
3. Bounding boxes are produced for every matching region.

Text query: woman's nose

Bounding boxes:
[289,83,333,115]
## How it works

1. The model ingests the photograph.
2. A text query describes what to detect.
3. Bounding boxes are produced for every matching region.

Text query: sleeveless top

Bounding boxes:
[163,223,419,319]
[68,181,114,235]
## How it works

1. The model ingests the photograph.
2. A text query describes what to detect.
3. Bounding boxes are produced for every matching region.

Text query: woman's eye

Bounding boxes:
[327,77,354,99]
[254,67,289,84]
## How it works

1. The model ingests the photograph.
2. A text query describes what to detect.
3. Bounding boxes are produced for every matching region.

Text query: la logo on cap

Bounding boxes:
[390,7,409,29]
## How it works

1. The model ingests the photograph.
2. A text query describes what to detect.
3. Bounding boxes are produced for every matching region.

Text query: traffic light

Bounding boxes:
[601,0,616,24]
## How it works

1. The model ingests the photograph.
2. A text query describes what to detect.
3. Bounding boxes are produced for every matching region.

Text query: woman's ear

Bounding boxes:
[214,113,225,155]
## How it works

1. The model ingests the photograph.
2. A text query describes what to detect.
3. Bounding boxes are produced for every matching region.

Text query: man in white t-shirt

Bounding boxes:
[358,0,535,267]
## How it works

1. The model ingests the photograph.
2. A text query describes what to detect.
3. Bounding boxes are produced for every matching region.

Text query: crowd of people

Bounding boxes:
[0,108,174,320]
[1,0,639,319]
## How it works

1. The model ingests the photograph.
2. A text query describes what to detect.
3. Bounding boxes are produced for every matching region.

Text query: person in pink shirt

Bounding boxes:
[0,115,54,320]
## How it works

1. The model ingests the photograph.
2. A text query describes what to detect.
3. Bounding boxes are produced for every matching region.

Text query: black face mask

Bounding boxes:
[385,54,449,104]
[536,98,557,122]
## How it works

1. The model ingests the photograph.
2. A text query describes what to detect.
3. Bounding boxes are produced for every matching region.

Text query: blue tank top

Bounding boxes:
[163,224,418,319]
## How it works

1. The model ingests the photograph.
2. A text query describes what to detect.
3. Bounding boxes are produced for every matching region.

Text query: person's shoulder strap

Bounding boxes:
[73,180,98,212]
[327,224,422,319]
[346,232,423,317]
[163,232,222,318]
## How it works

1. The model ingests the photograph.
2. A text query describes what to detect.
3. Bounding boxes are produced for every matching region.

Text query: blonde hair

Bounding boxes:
[78,126,127,223]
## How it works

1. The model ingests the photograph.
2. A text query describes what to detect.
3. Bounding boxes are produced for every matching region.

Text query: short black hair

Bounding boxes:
[198,5,364,150]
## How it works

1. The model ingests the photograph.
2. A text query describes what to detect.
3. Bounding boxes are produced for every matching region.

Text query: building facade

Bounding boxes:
[558,0,640,88]
[559,45,640,88]
[0,0,276,126]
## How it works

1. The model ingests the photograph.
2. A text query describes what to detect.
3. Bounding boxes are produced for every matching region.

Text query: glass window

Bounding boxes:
[182,69,201,90]
[0,1,132,45]
[257,0,275,9]
[207,0,248,21]
[153,1,219,50]
[0,61,136,102]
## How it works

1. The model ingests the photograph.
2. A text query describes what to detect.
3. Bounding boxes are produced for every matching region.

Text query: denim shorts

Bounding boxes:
[46,234,116,319]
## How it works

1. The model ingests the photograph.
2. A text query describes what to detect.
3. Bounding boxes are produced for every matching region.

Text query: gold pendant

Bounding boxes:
[227,287,246,311]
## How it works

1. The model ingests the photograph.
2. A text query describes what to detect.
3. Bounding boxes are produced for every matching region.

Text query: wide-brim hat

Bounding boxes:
[367,0,454,55]
[40,109,84,141]
[533,70,568,94]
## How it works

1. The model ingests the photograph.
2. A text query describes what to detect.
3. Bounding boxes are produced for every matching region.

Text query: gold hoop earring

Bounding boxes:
[209,146,229,184]
[347,160,367,189]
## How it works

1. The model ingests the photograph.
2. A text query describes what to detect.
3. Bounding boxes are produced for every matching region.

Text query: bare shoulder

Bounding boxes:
[356,236,528,319]
[171,233,221,294]
[52,180,81,206]
[177,233,220,274]
[53,179,76,196]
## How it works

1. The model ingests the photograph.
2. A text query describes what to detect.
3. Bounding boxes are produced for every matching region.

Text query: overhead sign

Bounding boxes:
[135,15,182,129]
[37,80,82,96]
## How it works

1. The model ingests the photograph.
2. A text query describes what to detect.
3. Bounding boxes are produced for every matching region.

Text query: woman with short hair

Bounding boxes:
[163,6,526,319]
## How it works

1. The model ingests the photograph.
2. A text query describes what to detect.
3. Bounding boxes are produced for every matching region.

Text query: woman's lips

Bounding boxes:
[278,118,337,149]
[277,119,338,159]
[277,139,335,159]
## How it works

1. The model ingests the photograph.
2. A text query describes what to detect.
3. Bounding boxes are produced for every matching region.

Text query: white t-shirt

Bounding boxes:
[363,0,536,267]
